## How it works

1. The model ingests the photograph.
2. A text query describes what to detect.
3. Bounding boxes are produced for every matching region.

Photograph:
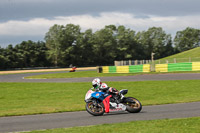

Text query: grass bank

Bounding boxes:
[156,47,200,64]
[25,117,200,133]
[162,47,200,59]
[0,80,200,117]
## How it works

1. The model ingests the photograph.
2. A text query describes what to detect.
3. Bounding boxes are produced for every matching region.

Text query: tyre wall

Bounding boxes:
[155,62,200,72]
[102,64,150,73]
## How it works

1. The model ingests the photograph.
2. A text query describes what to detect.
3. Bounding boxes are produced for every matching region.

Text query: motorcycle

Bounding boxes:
[84,88,142,116]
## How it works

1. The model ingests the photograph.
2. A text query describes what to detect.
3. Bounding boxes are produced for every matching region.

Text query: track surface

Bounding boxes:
[0,72,200,132]
[0,72,200,82]
[0,102,200,133]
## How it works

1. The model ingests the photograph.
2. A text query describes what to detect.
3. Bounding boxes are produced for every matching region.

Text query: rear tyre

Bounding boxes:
[86,102,105,116]
[125,97,142,113]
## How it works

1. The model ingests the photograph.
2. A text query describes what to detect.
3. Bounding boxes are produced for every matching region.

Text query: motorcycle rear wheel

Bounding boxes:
[86,102,105,116]
[125,97,142,113]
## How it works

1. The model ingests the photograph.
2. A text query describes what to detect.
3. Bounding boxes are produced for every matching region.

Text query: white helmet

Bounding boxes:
[92,78,101,88]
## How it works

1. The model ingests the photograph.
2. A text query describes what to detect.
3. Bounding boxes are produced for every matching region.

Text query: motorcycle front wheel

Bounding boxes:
[86,102,105,116]
[125,97,142,113]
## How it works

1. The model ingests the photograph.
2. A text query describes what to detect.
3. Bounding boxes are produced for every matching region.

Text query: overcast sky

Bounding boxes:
[0,0,200,47]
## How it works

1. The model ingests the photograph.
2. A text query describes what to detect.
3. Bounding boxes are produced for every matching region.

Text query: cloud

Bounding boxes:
[1,0,200,47]
[0,12,200,38]
[1,0,200,23]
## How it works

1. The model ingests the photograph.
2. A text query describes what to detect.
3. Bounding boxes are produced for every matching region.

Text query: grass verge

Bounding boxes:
[25,117,200,133]
[24,70,200,79]
[0,80,200,117]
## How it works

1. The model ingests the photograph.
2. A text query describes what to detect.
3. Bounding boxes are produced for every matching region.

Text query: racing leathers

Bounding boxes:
[98,82,124,103]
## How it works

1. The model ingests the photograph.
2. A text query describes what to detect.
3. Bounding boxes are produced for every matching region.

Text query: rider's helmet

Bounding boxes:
[92,78,101,89]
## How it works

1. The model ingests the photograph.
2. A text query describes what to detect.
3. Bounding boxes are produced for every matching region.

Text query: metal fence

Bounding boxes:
[114,57,200,66]
[156,57,200,64]
[114,60,152,66]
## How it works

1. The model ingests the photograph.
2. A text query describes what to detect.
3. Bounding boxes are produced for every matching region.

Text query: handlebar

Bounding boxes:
[90,87,99,92]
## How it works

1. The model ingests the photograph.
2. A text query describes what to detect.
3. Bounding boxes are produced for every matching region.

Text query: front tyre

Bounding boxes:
[125,97,142,113]
[86,102,105,116]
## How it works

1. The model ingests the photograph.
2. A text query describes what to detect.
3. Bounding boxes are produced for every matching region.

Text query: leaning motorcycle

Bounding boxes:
[84,88,142,116]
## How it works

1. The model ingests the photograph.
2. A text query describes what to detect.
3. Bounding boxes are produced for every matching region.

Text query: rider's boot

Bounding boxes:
[119,93,125,103]
[115,93,124,103]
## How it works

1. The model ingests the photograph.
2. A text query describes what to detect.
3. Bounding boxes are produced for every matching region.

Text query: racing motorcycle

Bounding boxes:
[85,88,142,116]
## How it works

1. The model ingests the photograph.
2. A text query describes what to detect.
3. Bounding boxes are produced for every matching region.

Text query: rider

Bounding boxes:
[92,78,124,103]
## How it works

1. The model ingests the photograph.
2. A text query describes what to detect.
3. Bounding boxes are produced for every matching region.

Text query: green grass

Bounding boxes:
[0,80,200,117]
[164,47,200,58]
[25,117,200,133]
[24,70,200,79]
[156,47,200,64]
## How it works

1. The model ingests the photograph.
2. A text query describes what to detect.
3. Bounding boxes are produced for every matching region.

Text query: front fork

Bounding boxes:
[92,99,99,107]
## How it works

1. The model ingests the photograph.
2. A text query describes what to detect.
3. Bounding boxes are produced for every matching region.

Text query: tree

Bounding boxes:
[4,44,18,68]
[0,47,8,69]
[136,27,173,59]
[45,24,81,67]
[45,24,65,66]
[115,25,140,60]
[33,41,50,67]
[70,29,95,66]
[92,25,117,65]
[174,27,200,52]
[62,24,81,66]
[14,40,49,68]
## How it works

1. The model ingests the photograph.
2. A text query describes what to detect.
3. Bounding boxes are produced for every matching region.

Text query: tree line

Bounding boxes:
[0,24,200,69]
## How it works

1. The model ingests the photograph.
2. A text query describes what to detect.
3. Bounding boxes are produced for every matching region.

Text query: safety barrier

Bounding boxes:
[102,64,150,73]
[155,62,200,72]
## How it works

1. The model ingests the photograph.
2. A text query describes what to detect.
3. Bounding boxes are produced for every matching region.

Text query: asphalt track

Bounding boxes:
[0,72,200,82]
[0,72,200,132]
[0,102,200,133]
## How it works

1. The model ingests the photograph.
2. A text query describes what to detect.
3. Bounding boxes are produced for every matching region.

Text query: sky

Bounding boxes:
[0,0,200,47]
